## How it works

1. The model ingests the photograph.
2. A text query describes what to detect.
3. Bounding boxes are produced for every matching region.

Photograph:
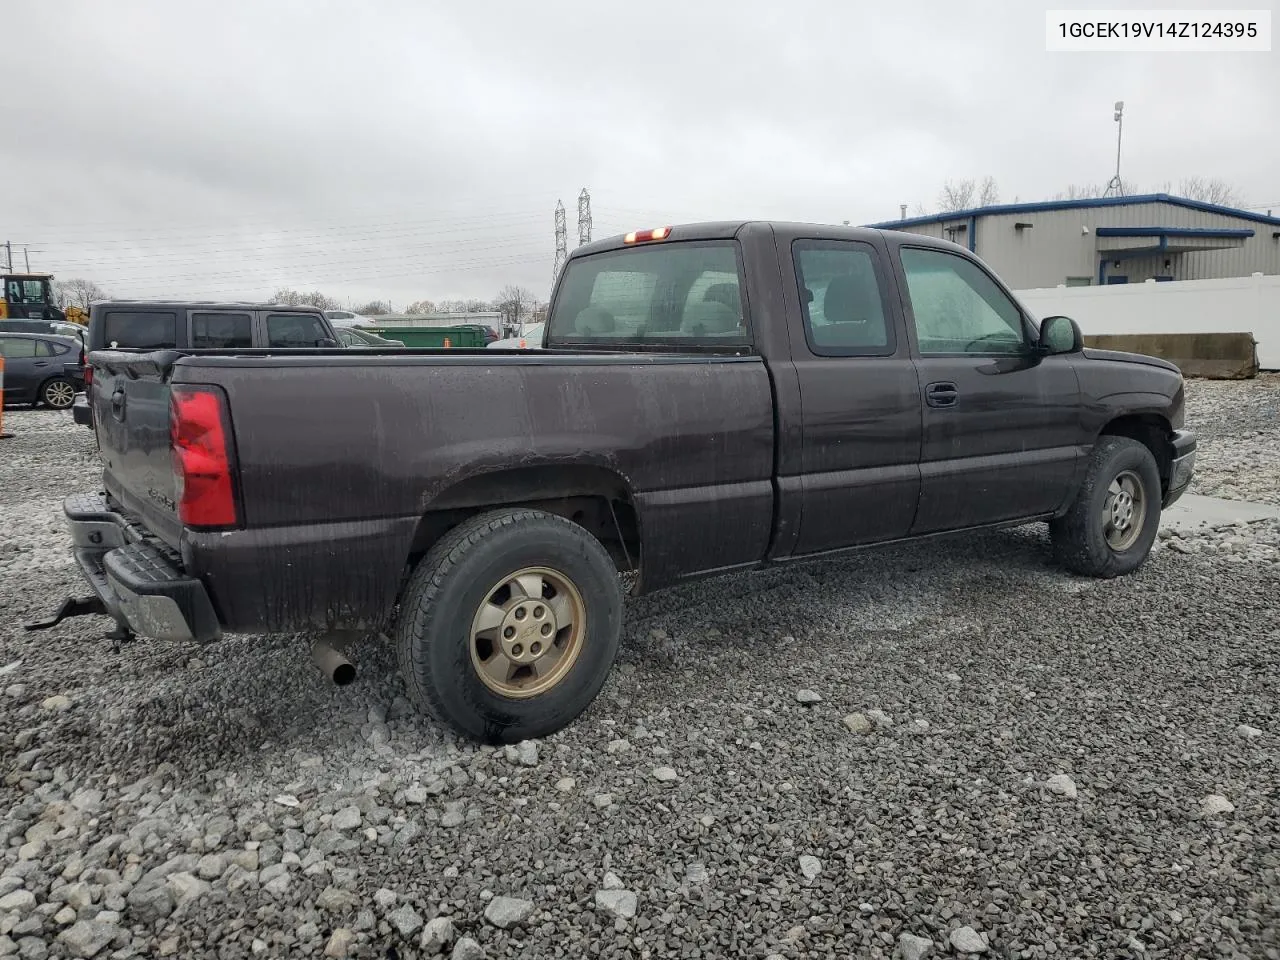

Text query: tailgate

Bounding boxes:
[90,350,185,548]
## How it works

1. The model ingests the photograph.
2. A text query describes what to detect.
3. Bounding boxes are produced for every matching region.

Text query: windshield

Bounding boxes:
[547,241,748,348]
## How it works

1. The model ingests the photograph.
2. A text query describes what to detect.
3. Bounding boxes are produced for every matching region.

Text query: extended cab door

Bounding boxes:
[777,235,922,555]
[890,243,1083,533]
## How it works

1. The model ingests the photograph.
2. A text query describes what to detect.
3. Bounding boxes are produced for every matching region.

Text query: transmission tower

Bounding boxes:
[577,188,592,247]
[552,200,568,282]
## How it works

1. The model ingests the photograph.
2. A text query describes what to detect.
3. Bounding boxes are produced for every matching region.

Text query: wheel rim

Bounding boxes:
[469,565,586,699]
[1103,469,1146,551]
[45,382,75,408]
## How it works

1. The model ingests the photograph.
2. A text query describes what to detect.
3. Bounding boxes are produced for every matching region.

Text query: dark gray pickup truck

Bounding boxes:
[39,222,1196,742]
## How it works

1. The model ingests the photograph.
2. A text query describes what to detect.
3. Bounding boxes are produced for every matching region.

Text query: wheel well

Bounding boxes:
[406,465,641,574]
[1100,414,1174,490]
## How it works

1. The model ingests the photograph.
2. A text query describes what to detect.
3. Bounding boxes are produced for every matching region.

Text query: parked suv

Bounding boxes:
[0,332,85,408]
[73,300,342,426]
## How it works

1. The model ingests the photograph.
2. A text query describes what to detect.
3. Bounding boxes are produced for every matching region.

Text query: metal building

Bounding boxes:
[866,194,1280,288]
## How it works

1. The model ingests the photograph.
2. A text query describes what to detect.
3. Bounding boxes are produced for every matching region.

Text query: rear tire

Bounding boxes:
[40,377,77,409]
[1050,436,1161,578]
[396,508,623,743]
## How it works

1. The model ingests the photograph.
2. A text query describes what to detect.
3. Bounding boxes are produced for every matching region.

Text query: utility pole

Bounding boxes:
[552,200,568,286]
[1105,100,1125,197]
[23,247,30,272]
[4,241,11,272]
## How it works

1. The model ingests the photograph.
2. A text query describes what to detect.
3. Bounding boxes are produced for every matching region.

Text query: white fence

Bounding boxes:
[1014,273,1280,369]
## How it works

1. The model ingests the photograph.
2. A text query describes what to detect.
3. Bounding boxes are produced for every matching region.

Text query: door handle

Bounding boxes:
[925,381,959,408]
[33,361,49,367]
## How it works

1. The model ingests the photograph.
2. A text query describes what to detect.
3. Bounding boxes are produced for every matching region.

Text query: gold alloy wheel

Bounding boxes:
[1103,469,1146,551]
[469,565,586,698]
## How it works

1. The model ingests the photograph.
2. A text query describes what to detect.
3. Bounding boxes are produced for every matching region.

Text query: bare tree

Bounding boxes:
[271,288,340,310]
[403,299,438,315]
[54,278,110,311]
[495,285,536,329]
[1053,183,1108,201]
[1176,177,1240,206]
[938,179,976,213]
[353,300,393,316]
[978,175,999,206]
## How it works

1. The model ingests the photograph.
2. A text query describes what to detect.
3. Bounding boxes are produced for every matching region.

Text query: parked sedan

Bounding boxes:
[335,326,405,347]
[0,332,84,408]
[486,322,545,349]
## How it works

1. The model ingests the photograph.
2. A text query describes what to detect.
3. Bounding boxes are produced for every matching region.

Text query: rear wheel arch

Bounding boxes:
[405,464,643,579]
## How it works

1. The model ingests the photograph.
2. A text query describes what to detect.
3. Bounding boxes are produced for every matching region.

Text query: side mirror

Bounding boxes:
[316,338,340,348]
[1038,315,1083,355]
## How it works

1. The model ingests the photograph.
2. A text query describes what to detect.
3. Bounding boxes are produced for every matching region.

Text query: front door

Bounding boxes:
[785,237,922,555]
[892,245,1083,534]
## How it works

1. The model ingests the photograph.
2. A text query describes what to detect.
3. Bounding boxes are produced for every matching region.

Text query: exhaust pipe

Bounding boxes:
[312,636,356,686]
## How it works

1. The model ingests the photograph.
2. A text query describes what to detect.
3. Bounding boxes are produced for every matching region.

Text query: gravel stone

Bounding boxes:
[504,740,538,767]
[484,895,535,928]
[899,932,935,960]
[949,927,988,954]
[451,938,485,960]
[388,904,423,938]
[57,920,116,958]
[594,888,637,919]
[323,928,356,958]
[795,688,822,704]
[798,854,821,879]
[1236,723,1262,738]
[0,892,35,916]
[554,777,575,792]
[606,738,631,754]
[1045,773,1078,799]
[651,766,678,782]
[316,886,359,913]
[373,888,397,912]
[1200,794,1235,816]
[331,806,362,831]
[40,695,72,712]
[842,712,873,734]
[865,708,894,728]
[419,916,455,954]
[592,793,613,809]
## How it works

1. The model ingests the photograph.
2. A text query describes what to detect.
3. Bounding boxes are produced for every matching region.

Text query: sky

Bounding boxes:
[4,0,1277,307]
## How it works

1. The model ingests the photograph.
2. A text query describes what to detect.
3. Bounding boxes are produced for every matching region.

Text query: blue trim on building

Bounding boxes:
[967,215,976,252]
[1094,226,1254,239]
[867,193,1280,230]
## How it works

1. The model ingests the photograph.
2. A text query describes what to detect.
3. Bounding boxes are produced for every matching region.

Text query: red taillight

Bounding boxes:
[623,226,672,244]
[83,365,93,387]
[170,386,238,528]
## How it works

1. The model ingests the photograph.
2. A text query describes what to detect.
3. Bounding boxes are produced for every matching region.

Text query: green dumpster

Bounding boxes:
[364,325,487,348]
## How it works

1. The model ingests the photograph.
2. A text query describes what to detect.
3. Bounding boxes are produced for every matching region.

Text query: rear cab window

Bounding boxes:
[266,312,330,347]
[547,241,749,348]
[102,311,178,350]
[793,240,894,355]
[191,312,252,349]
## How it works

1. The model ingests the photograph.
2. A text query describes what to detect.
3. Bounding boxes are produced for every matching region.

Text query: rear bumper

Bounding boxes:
[64,492,220,642]
[72,396,93,427]
[1164,429,1196,508]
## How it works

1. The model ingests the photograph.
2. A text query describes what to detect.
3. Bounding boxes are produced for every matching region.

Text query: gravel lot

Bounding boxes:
[1,378,1277,960]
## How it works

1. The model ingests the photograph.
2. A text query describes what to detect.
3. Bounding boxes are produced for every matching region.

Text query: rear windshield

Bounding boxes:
[102,311,177,349]
[547,241,748,347]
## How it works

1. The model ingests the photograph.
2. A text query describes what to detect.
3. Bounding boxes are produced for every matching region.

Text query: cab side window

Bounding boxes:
[793,240,894,356]
[899,247,1026,355]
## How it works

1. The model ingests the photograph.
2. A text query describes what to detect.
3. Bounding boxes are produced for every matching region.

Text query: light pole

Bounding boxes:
[1105,101,1125,196]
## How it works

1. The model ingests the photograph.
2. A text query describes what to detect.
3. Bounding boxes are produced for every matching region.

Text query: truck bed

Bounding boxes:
[88,346,776,632]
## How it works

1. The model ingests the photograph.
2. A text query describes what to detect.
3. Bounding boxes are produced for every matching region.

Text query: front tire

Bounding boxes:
[1050,436,1161,578]
[396,508,623,743]
[41,377,77,409]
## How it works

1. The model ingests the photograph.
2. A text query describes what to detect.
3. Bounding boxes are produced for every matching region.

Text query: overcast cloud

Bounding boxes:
[5,0,1277,305]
